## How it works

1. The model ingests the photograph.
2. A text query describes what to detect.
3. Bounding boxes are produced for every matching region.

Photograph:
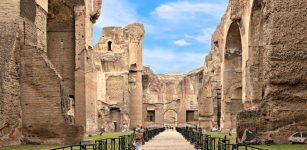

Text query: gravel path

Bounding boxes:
[142,130,196,150]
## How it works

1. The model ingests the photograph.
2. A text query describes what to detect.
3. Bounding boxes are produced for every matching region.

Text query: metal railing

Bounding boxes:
[176,127,267,150]
[51,128,165,150]
[217,139,266,150]
[144,128,165,142]
[94,134,134,150]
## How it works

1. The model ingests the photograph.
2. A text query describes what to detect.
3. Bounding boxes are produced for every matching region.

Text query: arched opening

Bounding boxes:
[224,21,242,72]
[107,41,112,51]
[164,110,177,127]
[221,21,243,129]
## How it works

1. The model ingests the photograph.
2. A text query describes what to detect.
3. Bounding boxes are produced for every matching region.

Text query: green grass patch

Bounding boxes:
[206,132,307,150]
[254,144,307,150]
[84,131,132,141]
[0,145,58,150]
[206,131,237,144]
[0,132,133,150]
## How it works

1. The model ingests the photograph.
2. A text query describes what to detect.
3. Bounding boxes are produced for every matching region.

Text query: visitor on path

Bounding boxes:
[122,123,128,132]
[140,125,145,133]
[133,128,145,150]
[99,125,105,135]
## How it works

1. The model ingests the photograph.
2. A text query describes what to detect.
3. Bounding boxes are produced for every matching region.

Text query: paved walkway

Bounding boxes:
[142,130,196,150]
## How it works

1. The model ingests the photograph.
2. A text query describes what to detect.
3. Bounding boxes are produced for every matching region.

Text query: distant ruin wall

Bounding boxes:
[143,67,202,127]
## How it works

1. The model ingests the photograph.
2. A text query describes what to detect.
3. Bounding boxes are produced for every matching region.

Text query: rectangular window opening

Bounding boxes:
[186,110,195,122]
[147,110,155,122]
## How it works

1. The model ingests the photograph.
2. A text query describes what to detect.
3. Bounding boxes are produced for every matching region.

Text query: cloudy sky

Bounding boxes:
[93,0,227,74]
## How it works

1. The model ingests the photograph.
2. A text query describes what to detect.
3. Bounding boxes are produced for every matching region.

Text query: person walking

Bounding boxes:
[133,128,144,150]
[99,125,105,135]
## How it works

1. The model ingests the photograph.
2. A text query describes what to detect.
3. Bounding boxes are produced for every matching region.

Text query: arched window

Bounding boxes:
[107,41,112,51]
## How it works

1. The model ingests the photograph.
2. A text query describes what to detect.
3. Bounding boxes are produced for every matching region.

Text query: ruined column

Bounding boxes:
[74,0,101,135]
[127,23,145,128]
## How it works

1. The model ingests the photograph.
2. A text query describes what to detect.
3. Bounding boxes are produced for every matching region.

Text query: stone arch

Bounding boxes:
[223,21,243,102]
[221,21,244,129]
[245,0,265,108]
[163,109,178,127]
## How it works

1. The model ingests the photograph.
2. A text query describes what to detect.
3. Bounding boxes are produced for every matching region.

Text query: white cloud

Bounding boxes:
[173,40,191,46]
[152,1,227,21]
[92,0,224,73]
[185,28,215,44]
[95,0,138,27]
[143,48,206,73]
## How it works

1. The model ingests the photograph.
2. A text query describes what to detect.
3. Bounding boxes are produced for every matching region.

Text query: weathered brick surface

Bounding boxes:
[20,46,82,145]
[0,23,22,147]
[0,0,20,22]
[47,32,75,95]
[0,0,89,146]
[214,0,307,143]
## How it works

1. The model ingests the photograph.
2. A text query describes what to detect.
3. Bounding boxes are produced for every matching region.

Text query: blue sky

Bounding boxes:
[93,0,227,74]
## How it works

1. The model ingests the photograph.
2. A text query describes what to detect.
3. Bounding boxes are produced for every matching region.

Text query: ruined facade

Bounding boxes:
[0,0,102,146]
[94,23,145,132]
[142,67,203,128]
[198,0,307,143]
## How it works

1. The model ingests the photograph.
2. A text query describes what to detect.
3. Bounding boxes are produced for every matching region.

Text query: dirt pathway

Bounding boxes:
[142,130,196,150]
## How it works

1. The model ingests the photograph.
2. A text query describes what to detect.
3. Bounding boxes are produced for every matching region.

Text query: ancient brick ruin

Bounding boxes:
[94,24,145,132]
[0,0,306,147]
[199,0,307,143]
[142,67,203,128]
[0,0,102,146]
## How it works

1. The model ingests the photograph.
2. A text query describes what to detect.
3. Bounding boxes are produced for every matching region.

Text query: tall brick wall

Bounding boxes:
[20,46,82,144]
[0,23,22,147]
[47,0,75,96]
[0,0,101,146]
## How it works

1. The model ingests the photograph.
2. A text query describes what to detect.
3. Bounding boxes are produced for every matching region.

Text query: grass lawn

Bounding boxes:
[206,131,307,150]
[255,144,307,150]
[206,131,237,144]
[0,132,132,150]
[84,131,132,141]
[0,145,57,150]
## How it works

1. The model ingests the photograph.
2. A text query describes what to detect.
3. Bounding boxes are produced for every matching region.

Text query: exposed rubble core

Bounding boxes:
[201,0,307,143]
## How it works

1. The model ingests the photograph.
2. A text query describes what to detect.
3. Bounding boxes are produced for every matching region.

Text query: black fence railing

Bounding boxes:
[94,134,134,150]
[176,127,267,150]
[144,128,165,142]
[50,128,165,150]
